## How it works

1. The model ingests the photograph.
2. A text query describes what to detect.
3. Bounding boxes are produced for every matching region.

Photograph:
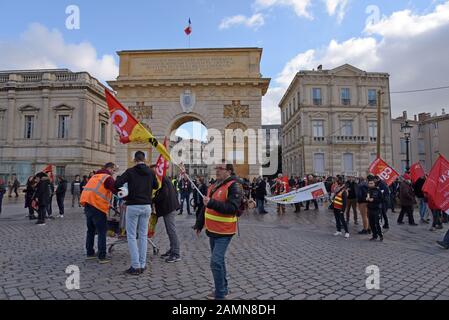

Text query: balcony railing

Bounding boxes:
[341,99,351,106]
[369,137,377,143]
[313,136,326,142]
[313,99,322,106]
[330,136,367,144]
[0,75,9,83]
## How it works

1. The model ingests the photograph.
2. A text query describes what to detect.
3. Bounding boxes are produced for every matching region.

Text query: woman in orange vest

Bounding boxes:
[332,178,350,239]
[80,162,117,264]
[193,162,243,300]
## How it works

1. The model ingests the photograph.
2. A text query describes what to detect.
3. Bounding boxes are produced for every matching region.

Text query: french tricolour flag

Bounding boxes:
[184,18,192,36]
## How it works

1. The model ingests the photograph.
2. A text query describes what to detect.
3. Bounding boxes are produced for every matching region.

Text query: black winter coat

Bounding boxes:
[153,177,180,217]
[35,177,51,207]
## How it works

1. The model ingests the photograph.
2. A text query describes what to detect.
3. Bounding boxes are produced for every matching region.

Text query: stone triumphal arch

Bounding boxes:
[108,48,270,178]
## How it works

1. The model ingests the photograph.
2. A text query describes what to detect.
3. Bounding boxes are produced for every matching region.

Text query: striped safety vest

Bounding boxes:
[80,174,112,215]
[205,180,238,235]
[333,191,344,210]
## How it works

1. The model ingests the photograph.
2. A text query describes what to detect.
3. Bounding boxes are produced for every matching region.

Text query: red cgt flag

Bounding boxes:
[422,155,449,214]
[410,162,426,184]
[369,158,400,187]
[154,138,169,183]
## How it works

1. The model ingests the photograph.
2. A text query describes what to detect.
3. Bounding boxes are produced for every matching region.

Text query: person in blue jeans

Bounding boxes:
[115,151,158,275]
[437,228,449,250]
[193,162,243,300]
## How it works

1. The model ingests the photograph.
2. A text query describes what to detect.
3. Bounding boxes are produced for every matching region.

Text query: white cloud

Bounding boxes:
[263,1,449,124]
[0,23,118,82]
[254,0,313,19]
[219,13,265,30]
[324,0,349,23]
[364,1,449,38]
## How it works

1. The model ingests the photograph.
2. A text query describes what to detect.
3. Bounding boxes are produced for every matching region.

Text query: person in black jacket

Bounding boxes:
[255,177,268,214]
[153,174,181,263]
[193,176,208,218]
[375,176,390,229]
[413,176,429,224]
[0,177,6,215]
[46,180,55,220]
[34,172,51,226]
[115,151,158,275]
[345,178,358,225]
[367,179,384,241]
[178,176,193,215]
[23,176,37,220]
[55,176,67,218]
[193,163,243,300]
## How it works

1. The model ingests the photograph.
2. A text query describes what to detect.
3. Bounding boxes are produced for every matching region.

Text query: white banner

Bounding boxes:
[266,182,328,205]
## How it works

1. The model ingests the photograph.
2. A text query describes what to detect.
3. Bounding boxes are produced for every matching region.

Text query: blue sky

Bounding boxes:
[1,0,449,125]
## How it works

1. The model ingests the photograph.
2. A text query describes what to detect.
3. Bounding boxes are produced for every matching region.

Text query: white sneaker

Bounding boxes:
[60,215,64,219]
[345,233,350,239]
[334,232,342,236]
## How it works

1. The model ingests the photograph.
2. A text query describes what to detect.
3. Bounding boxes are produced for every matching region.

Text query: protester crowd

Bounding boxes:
[1,155,449,301]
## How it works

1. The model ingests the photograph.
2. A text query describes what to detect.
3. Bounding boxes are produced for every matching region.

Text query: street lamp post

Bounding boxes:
[401,120,413,173]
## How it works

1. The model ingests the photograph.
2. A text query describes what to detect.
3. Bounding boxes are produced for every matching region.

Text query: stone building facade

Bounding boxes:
[108,48,270,179]
[279,64,393,178]
[392,110,449,173]
[0,69,115,184]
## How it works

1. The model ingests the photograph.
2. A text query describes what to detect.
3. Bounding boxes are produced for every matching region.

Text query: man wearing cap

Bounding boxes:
[193,162,243,300]
[80,162,117,264]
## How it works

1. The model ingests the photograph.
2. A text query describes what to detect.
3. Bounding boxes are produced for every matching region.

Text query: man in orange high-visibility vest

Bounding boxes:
[80,162,117,264]
[193,161,243,300]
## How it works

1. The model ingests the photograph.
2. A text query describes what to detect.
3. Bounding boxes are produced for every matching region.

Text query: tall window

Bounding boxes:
[368,89,377,106]
[313,153,325,174]
[341,120,353,136]
[400,138,407,154]
[312,88,322,106]
[418,139,425,154]
[368,121,377,140]
[312,120,324,138]
[58,115,70,139]
[343,153,354,173]
[100,122,107,144]
[341,88,351,105]
[24,115,34,139]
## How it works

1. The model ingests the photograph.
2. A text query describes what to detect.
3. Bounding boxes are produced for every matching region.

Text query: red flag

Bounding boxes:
[105,89,171,161]
[422,155,449,214]
[154,138,169,183]
[184,18,192,35]
[369,158,400,187]
[410,162,426,184]
[42,165,54,183]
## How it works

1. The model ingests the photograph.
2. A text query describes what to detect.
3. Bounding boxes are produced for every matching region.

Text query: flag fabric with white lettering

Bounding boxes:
[422,155,449,214]
[369,158,400,186]
[266,183,328,205]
